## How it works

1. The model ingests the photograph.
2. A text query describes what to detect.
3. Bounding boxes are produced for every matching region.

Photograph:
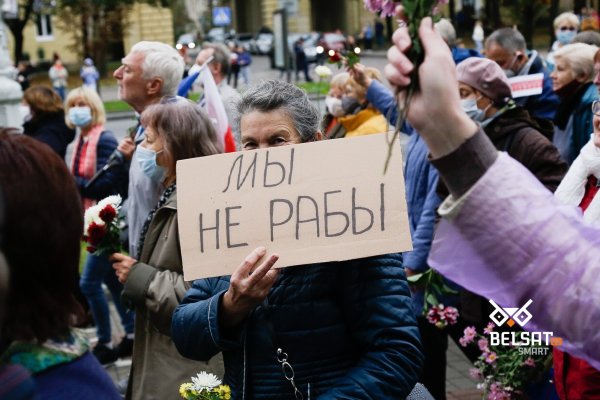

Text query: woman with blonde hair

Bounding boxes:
[322,72,349,137]
[547,12,580,71]
[550,43,599,164]
[65,86,133,365]
[336,67,389,137]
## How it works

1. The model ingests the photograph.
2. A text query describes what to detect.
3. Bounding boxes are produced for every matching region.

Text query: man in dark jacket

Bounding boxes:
[485,27,560,121]
[172,80,423,399]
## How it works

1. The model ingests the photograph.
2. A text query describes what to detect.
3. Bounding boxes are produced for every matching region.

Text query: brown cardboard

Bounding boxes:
[177,133,412,280]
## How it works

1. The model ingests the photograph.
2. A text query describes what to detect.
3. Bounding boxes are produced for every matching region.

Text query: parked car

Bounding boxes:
[206,27,230,43]
[288,32,320,64]
[234,33,254,51]
[176,33,199,59]
[252,33,273,55]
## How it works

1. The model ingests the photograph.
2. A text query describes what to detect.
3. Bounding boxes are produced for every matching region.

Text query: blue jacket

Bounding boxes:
[571,82,598,161]
[73,130,128,200]
[451,46,481,65]
[172,255,423,399]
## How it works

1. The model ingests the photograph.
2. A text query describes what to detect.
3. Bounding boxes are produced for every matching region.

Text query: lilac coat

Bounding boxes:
[428,152,600,370]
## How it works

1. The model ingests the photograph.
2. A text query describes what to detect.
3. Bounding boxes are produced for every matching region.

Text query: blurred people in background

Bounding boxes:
[573,30,600,46]
[80,58,100,92]
[65,87,133,365]
[0,133,121,399]
[294,37,312,83]
[227,41,240,88]
[16,61,31,92]
[49,57,68,101]
[472,20,484,53]
[547,12,580,71]
[236,45,252,87]
[322,72,350,137]
[550,43,598,164]
[22,86,75,160]
[435,18,481,65]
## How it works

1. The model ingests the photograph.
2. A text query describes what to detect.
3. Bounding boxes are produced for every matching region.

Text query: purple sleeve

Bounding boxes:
[428,153,600,370]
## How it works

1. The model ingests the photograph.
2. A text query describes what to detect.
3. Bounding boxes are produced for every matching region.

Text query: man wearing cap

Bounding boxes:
[446,56,567,331]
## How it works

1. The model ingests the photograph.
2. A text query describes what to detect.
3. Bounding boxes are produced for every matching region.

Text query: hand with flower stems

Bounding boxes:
[385,14,477,159]
[110,252,137,283]
[220,247,280,328]
[348,63,373,89]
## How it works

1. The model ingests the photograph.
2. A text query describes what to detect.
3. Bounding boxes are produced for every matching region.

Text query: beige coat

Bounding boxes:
[122,189,223,400]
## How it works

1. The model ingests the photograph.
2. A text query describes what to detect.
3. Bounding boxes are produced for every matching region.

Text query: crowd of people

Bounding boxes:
[4,7,600,400]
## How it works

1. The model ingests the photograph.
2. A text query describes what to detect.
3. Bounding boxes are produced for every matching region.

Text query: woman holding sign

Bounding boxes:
[110,97,224,400]
[171,80,423,399]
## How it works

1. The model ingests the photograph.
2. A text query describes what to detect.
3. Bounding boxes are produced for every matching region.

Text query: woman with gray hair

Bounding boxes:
[110,97,223,400]
[172,80,423,399]
[551,42,599,164]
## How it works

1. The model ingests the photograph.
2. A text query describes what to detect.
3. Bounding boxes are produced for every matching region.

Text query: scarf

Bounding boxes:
[555,136,600,223]
[553,82,591,130]
[69,124,104,210]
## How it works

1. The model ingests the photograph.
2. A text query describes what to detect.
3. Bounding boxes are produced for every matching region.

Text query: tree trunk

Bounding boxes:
[549,0,559,48]
[449,0,456,27]
[522,2,534,49]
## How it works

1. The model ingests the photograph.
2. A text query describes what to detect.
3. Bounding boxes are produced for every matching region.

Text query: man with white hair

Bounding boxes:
[115,41,184,261]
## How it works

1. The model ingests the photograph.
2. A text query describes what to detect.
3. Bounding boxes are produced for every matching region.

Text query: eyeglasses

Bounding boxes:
[592,100,600,116]
[558,26,577,31]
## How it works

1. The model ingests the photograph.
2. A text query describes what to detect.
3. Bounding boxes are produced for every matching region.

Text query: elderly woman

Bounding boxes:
[337,67,389,137]
[0,133,120,399]
[65,87,133,365]
[551,43,599,165]
[547,12,580,71]
[552,101,600,399]
[322,72,349,138]
[21,85,75,159]
[110,98,223,400]
[171,80,423,399]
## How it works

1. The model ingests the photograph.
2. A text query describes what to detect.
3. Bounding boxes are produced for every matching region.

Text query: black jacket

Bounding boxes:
[23,112,75,160]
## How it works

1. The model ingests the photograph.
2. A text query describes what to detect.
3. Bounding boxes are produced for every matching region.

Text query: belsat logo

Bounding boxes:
[488,299,563,355]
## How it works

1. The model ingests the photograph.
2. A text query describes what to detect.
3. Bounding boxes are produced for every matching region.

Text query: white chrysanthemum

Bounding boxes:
[98,195,122,210]
[315,65,332,78]
[191,371,222,391]
[84,205,103,227]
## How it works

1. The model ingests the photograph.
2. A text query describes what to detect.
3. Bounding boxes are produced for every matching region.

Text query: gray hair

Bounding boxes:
[435,18,457,46]
[131,41,185,96]
[236,80,320,142]
[485,28,527,53]
[202,43,231,77]
[554,43,598,82]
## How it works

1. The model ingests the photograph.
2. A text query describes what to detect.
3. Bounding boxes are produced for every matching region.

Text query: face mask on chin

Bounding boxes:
[325,96,344,117]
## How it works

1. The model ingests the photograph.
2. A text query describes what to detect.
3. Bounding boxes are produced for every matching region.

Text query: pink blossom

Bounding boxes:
[478,338,489,352]
[484,322,495,335]
[363,0,383,13]
[485,351,498,364]
[523,357,536,367]
[443,306,459,325]
[380,1,397,17]
[469,368,482,380]
[459,336,470,347]
[460,326,477,346]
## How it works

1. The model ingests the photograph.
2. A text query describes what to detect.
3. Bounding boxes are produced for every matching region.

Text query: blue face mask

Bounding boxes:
[556,29,577,45]
[460,98,485,122]
[68,106,92,127]
[136,145,165,182]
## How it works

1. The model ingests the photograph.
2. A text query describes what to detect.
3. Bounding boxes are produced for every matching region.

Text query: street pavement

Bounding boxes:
[99,52,482,399]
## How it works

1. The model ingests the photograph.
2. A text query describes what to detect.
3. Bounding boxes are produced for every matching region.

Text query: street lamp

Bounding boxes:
[0,0,23,129]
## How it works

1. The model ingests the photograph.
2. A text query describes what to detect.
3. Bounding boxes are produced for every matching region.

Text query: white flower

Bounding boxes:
[191,371,222,391]
[315,65,332,79]
[98,195,122,210]
[84,204,104,228]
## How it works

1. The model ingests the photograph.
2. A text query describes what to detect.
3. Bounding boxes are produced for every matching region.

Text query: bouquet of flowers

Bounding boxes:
[179,372,231,400]
[459,324,553,399]
[83,195,123,256]
[407,268,459,329]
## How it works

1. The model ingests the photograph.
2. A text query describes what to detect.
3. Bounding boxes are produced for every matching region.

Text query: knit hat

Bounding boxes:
[456,57,512,104]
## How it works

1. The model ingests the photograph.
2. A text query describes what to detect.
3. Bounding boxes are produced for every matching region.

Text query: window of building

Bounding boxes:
[36,13,53,41]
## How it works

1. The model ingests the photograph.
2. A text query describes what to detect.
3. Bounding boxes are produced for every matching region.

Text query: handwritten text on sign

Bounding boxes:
[177,133,412,280]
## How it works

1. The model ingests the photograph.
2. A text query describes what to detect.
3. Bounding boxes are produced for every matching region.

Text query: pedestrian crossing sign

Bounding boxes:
[213,7,231,27]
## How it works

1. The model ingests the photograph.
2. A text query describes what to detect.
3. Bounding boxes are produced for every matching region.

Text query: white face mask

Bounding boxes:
[325,96,345,117]
[460,98,485,122]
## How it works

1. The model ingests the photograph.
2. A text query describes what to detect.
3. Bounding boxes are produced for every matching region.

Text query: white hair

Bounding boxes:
[554,43,598,82]
[131,41,184,96]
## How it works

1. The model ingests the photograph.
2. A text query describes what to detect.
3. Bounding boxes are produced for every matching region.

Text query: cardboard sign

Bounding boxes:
[177,133,412,280]
[507,73,544,98]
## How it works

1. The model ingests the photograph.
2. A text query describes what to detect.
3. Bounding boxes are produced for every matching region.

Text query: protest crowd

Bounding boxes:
[5,3,600,400]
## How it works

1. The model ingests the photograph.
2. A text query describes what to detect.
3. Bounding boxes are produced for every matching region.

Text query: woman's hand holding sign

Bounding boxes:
[220,246,280,328]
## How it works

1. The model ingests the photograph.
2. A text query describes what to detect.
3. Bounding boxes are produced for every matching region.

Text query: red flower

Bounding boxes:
[99,204,117,223]
[329,52,342,63]
[87,222,106,245]
[86,245,97,253]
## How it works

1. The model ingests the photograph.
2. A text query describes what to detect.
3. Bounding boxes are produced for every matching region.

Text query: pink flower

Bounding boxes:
[484,322,495,335]
[469,368,482,380]
[523,357,536,367]
[363,0,383,13]
[380,1,397,17]
[485,351,498,364]
[442,306,459,325]
[460,326,477,346]
[478,338,489,352]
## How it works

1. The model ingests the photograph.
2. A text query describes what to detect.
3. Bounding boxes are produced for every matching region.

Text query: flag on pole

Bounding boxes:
[198,69,237,153]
